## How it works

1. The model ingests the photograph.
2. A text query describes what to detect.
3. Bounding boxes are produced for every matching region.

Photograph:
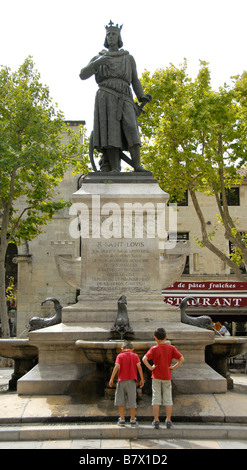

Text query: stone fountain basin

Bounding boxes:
[75,340,155,364]
[77,337,247,367]
[0,339,38,391]
[206,336,247,359]
[0,339,38,359]
[205,336,247,389]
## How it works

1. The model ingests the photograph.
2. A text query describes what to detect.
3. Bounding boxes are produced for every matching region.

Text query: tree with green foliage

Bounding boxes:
[0,57,89,337]
[139,61,247,281]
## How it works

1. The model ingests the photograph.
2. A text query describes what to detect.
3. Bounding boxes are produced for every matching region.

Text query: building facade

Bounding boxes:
[3,122,247,336]
[4,122,84,336]
[163,182,247,331]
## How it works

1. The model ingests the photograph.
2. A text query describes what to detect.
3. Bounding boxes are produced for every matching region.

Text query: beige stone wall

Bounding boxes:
[14,121,84,336]
[16,179,247,335]
[16,179,246,335]
[176,185,247,277]
[16,171,80,336]
[11,120,246,335]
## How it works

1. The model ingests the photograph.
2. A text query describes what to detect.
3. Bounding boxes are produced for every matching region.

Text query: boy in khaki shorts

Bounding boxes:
[109,342,144,426]
[142,327,184,429]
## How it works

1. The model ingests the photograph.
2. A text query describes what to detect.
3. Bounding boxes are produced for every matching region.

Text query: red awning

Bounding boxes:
[162,281,247,320]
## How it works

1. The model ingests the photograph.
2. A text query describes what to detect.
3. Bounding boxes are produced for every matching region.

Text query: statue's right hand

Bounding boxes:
[93,55,109,68]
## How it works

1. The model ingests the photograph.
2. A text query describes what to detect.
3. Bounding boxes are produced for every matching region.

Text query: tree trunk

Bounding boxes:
[0,249,10,338]
[0,173,15,339]
[213,170,247,265]
[189,187,245,281]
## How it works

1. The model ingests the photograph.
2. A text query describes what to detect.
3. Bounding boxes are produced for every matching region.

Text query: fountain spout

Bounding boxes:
[110,295,134,340]
[180,296,213,329]
[27,297,62,331]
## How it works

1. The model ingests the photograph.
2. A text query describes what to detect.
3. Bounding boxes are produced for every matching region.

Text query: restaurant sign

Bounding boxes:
[163,281,247,308]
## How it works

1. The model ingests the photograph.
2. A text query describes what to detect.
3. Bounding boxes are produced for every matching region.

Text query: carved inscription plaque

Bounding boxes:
[82,238,160,295]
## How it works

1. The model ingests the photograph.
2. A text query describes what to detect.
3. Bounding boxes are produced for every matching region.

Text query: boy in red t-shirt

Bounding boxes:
[142,327,184,429]
[109,342,144,426]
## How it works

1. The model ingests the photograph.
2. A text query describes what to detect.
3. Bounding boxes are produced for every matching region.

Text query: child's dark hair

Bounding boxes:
[122,341,134,349]
[154,328,166,340]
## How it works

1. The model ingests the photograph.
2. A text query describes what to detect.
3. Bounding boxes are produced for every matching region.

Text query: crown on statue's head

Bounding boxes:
[105,20,123,33]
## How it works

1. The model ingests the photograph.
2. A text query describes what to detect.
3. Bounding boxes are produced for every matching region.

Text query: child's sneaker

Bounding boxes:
[165,420,173,429]
[130,417,138,426]
[117,418,125,427]
[152,420,159,429]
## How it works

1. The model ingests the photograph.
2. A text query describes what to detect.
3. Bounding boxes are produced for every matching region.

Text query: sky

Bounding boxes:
[1,0,247,134]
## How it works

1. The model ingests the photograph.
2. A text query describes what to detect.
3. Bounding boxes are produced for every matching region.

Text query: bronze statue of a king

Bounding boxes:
[79,21,152,174]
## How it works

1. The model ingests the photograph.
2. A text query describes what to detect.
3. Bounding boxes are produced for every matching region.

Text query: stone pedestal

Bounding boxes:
[17,173,227,396]
[61,172,186,324]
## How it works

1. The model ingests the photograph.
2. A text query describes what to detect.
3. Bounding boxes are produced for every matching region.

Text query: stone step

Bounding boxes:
[0,422,247,442]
